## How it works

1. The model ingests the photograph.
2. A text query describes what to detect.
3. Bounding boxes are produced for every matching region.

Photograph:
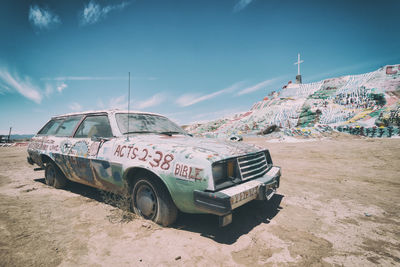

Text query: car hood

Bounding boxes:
[121,134,263,162]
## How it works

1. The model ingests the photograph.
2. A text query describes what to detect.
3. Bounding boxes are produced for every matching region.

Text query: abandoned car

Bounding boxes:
[27,110,281,226]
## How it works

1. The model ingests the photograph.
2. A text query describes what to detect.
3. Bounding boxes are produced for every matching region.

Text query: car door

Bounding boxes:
[70,114,119,189]
[50,115,84,180]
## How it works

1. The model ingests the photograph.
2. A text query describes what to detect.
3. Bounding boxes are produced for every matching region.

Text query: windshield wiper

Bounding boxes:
[158,131,183,136]
[123,131,155,135]
[123,131,184,136]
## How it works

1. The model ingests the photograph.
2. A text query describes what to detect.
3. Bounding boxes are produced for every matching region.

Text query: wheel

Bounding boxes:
[45,161,67,189]
[132,177,177,226]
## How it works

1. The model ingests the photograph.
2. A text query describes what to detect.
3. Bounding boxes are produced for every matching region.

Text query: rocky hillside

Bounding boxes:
[188,64,400,138]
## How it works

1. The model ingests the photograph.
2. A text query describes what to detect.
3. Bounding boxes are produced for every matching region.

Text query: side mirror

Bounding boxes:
[91,136,111,142]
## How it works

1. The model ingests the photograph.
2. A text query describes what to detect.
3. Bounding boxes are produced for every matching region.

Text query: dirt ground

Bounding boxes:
[0,136,399,266]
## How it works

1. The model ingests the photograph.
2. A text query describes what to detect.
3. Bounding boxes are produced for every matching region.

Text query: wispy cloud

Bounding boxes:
[233,0,254,13]
[109,95,128,109]
[42,76,125,81]
[176,82,243,107]
[57,82,68,93]
[28,5,61,30]
[44,83,54,97]
[135,93,166,109]
[69,102,82,111]
[0,68,43,103]
[41,75,156,81]
[80,0,130,26]
[44,82,67,97]
[237,78,278,96]
[101,93,167,110]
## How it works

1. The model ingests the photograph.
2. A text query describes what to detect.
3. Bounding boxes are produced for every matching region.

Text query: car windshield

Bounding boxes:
[115,113,187,135]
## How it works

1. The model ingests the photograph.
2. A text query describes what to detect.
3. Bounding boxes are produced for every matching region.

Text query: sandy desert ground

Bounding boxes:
[0,136,399,266]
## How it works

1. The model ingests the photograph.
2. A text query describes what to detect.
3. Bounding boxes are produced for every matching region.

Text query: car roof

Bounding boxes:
[51,109,164,119]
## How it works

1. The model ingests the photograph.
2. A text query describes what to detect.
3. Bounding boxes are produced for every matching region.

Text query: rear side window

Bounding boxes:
[38,119,62,135]
[55,116,83,137]
[74,115,113,138]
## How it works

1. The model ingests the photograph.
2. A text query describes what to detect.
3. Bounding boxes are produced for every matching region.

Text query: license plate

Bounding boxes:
[220,180,261,209]
[229,186,259,209]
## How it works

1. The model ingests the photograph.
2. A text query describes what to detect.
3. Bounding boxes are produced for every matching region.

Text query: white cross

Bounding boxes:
[294,53,304,76]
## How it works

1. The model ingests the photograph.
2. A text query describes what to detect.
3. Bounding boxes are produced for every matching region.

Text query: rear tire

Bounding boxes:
[132,176,177,226]
[45,161,67,189]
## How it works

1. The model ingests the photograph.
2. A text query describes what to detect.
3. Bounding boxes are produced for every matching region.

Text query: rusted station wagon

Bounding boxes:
[27,110,281,226]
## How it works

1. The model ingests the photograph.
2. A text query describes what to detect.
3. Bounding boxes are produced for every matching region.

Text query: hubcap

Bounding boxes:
[135,183,157,219]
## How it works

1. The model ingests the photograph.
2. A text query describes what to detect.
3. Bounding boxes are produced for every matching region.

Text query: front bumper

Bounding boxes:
[193,166,281,216]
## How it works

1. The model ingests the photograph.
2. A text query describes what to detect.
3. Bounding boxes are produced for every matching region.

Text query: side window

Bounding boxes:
[38,119,62,135]
[74,115,113,138]
[55,116,83,137]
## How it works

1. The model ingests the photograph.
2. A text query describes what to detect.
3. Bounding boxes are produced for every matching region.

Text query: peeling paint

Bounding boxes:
[27,110,277,214]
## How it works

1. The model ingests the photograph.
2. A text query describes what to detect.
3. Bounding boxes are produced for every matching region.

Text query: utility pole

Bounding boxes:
[8,127,12,143]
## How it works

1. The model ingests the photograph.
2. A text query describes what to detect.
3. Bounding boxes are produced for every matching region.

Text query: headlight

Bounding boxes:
[212,164,224,182]
[212,159,240,188]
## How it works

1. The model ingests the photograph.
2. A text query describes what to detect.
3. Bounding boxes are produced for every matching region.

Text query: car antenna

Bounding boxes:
[127,71,131,141]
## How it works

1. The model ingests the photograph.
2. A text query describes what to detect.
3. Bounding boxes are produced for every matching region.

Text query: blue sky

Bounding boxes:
[1,0,399,134]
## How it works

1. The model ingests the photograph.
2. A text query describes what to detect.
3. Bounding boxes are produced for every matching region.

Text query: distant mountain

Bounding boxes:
[12,134,34,140]
[1,134,34,141]
[188,64,400,138]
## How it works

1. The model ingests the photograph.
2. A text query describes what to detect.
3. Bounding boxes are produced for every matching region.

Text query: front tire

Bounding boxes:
[45,161,67,189]
[132,177,177,226]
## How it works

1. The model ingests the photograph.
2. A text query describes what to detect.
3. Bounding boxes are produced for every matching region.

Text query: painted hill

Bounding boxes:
[188,64,400,138]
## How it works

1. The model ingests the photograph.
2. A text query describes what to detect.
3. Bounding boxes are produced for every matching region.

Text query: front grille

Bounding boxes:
[237,152,269,181]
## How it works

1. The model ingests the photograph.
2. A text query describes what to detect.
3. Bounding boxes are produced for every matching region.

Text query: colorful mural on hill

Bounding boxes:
[188,65,400,138]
